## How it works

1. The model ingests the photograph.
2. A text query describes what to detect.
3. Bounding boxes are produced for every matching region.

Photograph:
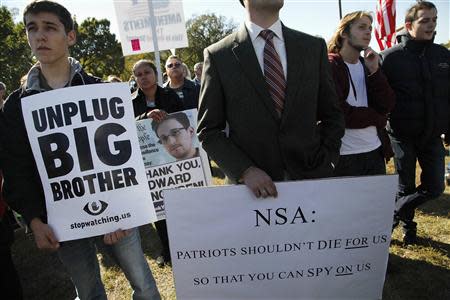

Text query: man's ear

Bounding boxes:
[404,21,413,32]
[188,126,195,136]
[67,29,76,46]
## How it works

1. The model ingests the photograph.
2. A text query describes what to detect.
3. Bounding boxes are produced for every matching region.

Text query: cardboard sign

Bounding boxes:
[136,109,212,219]
[165,175,397,300]
[21,83,157,241]
[113,0,188,56]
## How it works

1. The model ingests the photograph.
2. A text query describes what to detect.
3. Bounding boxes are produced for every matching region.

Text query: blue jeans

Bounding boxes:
[58,227,160,300]
[390,135,445,234]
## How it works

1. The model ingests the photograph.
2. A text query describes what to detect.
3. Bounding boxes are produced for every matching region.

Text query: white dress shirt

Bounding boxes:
[244,19,287,79]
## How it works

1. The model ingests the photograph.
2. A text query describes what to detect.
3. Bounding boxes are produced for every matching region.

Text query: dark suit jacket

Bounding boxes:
[197,24,344,182]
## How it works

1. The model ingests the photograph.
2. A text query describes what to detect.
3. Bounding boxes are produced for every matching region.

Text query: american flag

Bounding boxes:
[375,0,397,50]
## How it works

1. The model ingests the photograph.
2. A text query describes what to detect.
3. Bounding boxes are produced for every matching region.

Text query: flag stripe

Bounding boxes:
[375,0,396,50]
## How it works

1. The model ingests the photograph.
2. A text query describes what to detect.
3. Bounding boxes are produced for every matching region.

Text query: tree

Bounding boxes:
[121,14,236,81]
[0,6,33,93]
[71,18,124,79]
[443,40,450,49]
[178,13,237,69]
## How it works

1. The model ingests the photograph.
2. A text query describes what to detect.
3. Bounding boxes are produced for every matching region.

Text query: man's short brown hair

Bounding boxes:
[405,1,436,23]
[23,0,74,33]
[152,112,191,138]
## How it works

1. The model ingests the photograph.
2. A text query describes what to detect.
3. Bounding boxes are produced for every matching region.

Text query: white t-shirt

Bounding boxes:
[340,60,381,155]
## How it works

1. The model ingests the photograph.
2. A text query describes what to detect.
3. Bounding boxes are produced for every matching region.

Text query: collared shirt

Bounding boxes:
[245,19,287,79]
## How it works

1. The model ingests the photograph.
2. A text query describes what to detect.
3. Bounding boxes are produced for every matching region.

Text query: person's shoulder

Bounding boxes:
[70,69,103,86]
[430,43,450,55]
[380,43,404,60]
[284,26,324,46]
[183,78,197,89]
[160,85,181,101]
[327,52,343,65]
[3,87,30,115]
[81,70,102,85]
[3,89,22,110]
[205,31,238,54]
[158,87,183,112]
[161,85,176,96]
[131,89,141,102]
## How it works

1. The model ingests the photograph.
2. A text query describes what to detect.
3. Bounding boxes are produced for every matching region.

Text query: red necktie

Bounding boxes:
[259,29,286,115]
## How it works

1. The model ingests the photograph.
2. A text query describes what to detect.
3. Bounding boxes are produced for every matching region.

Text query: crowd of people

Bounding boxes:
[0,0,448,299]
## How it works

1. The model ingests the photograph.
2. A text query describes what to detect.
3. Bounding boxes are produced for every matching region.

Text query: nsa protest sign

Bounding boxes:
[113,0,188,56]
[165,175,397,300]
[136,109,212,220]
[21,83,157,241]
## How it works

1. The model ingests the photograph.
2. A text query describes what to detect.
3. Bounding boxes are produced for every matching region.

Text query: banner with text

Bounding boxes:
[136,109,212,220]
[21,83,157,241]
[113,0,188,56]
[165,176,397,300]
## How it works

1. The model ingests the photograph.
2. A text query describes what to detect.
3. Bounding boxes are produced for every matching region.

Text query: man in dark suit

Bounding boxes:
[197,0,344,198]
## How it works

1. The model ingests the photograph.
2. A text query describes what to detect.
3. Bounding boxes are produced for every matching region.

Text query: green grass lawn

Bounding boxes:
[12,162,450,299]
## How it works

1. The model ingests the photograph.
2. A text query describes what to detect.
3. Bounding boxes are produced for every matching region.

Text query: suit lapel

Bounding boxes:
[232,25,279,121]
[281,25,307,126]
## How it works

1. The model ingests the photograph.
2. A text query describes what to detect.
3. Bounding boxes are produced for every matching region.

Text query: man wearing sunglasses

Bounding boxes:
[164,55,200,110]
[152,112,199,161]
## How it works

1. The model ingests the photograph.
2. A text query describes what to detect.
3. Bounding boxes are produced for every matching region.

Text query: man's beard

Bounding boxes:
[347,35,366,52]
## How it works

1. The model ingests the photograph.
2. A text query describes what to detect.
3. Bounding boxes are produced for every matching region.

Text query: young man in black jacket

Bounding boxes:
[1,1,160,299]
[381,1,449,245]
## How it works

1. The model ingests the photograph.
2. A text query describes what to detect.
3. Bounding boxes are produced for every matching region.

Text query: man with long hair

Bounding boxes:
[328,11,395,177]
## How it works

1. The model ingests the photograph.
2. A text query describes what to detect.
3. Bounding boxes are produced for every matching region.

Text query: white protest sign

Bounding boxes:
[21,83,157,241]
[113,0,188,56]
[136,109,212,220]
[165,175,397,300]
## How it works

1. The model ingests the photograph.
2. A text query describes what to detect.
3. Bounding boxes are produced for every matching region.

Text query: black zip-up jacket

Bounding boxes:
[381,32,450,144]
[132,85,184,119]
[0,65,101,225]
[163,78,200,110]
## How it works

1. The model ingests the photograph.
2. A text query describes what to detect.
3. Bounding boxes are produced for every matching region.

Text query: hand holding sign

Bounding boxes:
[147,109,168,122]
[242,166,278,198]
[21,83,157,241]
[104,228,132,245]
[30,218,60,251]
